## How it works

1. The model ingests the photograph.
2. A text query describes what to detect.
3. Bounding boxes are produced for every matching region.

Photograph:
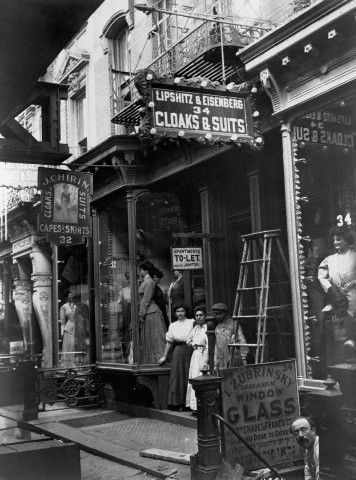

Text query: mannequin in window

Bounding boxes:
[138,260,167,364]
[59,292,77,367]
[74,293,90,365]
[118,271,131,363]
[168,270,184,321]
[318,226,356,361]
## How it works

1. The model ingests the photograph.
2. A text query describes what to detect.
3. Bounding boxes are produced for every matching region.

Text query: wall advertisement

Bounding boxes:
[37,168,93,245]
[220,360,302,471]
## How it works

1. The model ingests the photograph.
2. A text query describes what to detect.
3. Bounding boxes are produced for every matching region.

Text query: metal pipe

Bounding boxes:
[213,413,281,478]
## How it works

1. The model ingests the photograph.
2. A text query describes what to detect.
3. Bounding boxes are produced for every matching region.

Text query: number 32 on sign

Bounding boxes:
[172,247,203,270]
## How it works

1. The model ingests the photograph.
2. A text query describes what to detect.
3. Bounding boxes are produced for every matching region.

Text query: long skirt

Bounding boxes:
[186,347,206,410]
[168,343,192,406]
[143,311,166,364]
[61,321,75,368]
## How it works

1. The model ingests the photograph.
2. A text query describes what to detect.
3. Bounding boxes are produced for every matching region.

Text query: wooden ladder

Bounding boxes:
[229,229,291,364]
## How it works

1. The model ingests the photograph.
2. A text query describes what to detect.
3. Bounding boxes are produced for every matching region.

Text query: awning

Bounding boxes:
[0,0,104,125]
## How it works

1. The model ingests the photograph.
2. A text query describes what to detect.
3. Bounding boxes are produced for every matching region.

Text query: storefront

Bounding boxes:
[70,68,295,407]
[239,3,356,473]
[240,0,356,386]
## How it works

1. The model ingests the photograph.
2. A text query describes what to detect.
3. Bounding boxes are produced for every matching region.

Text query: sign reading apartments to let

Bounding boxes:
[220,360,302,471]
[171,247,203,270]
[37,167,93,245]
[152,86,249,137]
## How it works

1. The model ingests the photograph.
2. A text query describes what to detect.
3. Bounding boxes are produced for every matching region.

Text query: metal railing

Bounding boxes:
[213,413,283,479]
[111,17,273,117]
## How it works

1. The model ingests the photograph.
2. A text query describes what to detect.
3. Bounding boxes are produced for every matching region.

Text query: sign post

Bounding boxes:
[220,360,302,472]
[37,168,93,245]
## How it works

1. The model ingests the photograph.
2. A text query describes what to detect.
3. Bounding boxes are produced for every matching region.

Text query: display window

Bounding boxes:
[57,244,90,367]
[98,197,131,363]
[293,97,356,378]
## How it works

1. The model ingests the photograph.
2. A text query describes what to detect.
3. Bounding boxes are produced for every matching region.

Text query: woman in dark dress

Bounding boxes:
[138,261,166,363]
[158,305,194,411]
[152,267,169,329]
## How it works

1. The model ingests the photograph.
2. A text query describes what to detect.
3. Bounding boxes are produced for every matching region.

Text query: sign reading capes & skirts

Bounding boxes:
[37,168,93,245]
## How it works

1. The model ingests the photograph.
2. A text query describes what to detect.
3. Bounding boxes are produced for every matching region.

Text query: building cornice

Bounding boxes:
[239,0,356,71]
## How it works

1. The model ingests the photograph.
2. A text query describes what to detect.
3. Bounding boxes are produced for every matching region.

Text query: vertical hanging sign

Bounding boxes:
[37,168,93,245]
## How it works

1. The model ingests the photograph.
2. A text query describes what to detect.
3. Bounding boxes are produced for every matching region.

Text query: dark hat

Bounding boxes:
[212,302,228,311]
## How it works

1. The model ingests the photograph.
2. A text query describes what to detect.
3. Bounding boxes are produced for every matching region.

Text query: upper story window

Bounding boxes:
[152,0,176,57]
[113,29,130,73]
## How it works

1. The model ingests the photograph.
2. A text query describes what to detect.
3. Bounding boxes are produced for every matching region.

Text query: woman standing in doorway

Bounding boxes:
[138,260,167,364]
[168,270,184,321]
[186,307,208,415]
[158,305,194,411]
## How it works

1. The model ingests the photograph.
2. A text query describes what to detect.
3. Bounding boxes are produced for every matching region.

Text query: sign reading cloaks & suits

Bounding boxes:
[37,168,93,245]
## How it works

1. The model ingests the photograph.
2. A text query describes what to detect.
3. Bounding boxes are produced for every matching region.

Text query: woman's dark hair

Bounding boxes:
[139,260,154,273]
[329,225,355,245]
[151,267,163,279]
[173,304,187,315]
[194,306,206,316]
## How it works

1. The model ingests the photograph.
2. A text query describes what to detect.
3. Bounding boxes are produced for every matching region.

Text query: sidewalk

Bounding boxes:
[0,404,195,480]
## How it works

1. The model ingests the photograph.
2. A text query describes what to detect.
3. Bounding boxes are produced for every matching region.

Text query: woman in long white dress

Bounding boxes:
[186,307,208,414]
[158,305,194,411]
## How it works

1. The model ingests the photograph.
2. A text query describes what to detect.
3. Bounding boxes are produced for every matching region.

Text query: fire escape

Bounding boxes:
[111,16,274,127]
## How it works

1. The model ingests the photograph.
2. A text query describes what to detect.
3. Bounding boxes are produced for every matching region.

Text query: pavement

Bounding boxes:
[0,404,195,480]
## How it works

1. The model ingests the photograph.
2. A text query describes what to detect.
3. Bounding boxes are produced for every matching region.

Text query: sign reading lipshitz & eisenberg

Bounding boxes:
[37,168,93,245]
[152,86,249,139]
[113,70,263,149]
[220,360,302,472]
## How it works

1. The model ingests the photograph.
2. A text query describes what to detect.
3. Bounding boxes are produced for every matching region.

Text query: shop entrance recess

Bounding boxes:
[172,232,224,311]
[229,229,292,364]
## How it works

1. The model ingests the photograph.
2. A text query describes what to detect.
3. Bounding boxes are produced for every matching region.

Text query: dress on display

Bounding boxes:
[138,275,166,364]
[118,285,131,362]
[166,318,194,406]
[185,323,208,411]
[60,301,77,367]
[168,278,184,317]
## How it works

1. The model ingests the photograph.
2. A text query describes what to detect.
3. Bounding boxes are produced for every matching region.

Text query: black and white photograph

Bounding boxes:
[0,1,355,479]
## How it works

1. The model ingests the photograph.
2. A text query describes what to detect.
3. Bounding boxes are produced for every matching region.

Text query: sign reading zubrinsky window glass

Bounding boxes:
[152,86,250,138]
[220,360,302,472]
[38,168,93,245]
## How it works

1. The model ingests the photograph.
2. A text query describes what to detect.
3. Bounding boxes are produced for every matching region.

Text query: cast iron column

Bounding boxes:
[190,373,222,480]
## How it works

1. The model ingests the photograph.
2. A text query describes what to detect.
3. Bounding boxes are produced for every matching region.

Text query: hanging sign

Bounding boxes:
[172,247,203,270]
[152,86,249,138]
[220,360,302,471]
[37,168,93,245]
[111,70,263,148]
[294,110,355,149]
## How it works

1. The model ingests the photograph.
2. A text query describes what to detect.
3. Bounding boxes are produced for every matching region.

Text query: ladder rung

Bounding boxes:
[241,258,270,264]
[267,304,291,310]
[237,286,267,291]
[232,315,266,319]
[229,343,261,347]
[242,229,281,240]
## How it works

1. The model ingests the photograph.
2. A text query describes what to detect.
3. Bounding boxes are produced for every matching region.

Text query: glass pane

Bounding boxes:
[58,244,90,367]
[98,197,131,363]
[293,98,356,378]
